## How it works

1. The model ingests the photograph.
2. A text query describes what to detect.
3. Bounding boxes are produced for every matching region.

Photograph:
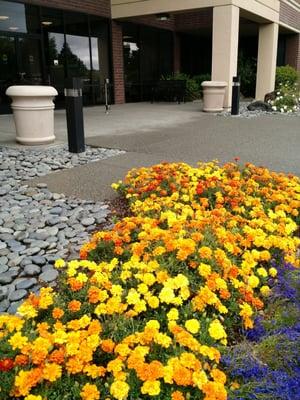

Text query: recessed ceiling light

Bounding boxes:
[156,13,170,21]
[42,21,53,26]
[9,26,19,31]
[0,16,9,21]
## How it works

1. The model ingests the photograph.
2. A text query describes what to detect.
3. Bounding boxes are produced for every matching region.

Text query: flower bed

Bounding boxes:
[0,161,300,400]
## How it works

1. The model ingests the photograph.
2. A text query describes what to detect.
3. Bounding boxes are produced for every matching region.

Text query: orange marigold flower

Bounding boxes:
[68,300,81,312]
[101,339,115,353]
[80,383,100,400]
[52,308,64,319]
[172,391,185,400]
[14,355,29,367]
[49,348,65,364]
[68,277,84,291]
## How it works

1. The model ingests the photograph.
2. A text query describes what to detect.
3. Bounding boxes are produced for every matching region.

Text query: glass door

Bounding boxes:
[0,35,43,113]
[0,35,17,113]
[18,36,43,85]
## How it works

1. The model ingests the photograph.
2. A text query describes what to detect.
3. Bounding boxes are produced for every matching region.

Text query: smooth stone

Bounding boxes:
[21,247,40,256]
[0,299,9,312]
[24,264,41,276]
[31,255,46,265]
[0,241,7,250]
[0,265,8,274]
[16,278,37,290]
[8,301,23,315]
[39,269,58,282]
[9,289,28,302]
[0,273,13,284]
[50,207,63,215]
[0,286,8,301]
[82,217,95,226]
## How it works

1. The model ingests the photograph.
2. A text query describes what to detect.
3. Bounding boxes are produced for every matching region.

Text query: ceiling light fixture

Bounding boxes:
[9,26,19,31]
[156,13,170,21]
[42,21,53,26]
[0,16,9,21]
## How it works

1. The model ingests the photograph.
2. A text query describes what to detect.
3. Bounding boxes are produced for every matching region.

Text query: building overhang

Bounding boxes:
[111,0,280,23]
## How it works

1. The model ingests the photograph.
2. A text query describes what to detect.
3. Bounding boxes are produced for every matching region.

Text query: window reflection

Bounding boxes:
[65,35,90,79]
[0,1,39,33]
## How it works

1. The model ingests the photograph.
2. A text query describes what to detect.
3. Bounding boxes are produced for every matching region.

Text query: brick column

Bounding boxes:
[174,33,181,74]
[111,21,125,104]
[285,34,300,71]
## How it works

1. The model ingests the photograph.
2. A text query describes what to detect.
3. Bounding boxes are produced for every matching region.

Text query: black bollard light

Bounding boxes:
[231,76,240,116]
[64,77,85,153]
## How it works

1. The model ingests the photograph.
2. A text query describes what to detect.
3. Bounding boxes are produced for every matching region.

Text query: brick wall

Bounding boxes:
[126,15,175,30]
[285,34,300,70]
[175,9,213,32]
[279,2,300,31]
[24,0,111,17]
[111,21,126,103]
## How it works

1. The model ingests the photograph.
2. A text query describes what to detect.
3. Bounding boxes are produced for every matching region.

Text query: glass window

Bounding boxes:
[0,1,39,34]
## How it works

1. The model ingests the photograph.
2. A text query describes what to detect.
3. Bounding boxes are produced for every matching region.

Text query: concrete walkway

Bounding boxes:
[2,102,298,202]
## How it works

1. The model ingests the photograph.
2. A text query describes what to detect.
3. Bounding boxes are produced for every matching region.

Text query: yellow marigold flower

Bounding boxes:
[192,370,208,389]
[43,363,62,382]
[126,289,140,305]
[146,320,160,330]
[257,267,268,278]
[198,263,211,278]
[8,332,28,350]
[260,285,271,297]
[80,383,100,400]
[248,275,260,288]
[208,319,227,341]
[54,259,65,269]
[141,380,161,396]
[159,287,175,304]
[17,303,38,319]
[25,396,43,400]
[269,267,278,277]
[110,380,129,400]
[167,308,179,321]
[147,296,159,309]
[142,273,156,286]
[185,319,200,334]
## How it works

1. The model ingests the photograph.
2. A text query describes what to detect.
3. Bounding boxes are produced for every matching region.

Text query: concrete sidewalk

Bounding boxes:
[24,104,300,202]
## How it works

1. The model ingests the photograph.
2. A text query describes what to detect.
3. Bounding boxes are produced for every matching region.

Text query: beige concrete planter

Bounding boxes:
[201,81,228,112]
[6,86,58,145]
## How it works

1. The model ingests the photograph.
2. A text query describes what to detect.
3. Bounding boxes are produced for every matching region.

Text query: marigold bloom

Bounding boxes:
[68,300,81,312]
[80,383,100,400]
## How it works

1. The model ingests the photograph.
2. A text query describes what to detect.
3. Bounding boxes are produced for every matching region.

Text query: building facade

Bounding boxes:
[0,0,299,113]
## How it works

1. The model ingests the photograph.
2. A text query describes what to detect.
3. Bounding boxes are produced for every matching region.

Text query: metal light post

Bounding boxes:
[64,77,85,153]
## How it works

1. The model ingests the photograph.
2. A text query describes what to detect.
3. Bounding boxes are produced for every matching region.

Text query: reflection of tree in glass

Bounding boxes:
[59,42,88,77]
[48,36,59,61]
[123,42,139,83]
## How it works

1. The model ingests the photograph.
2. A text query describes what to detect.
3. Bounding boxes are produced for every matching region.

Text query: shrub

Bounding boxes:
[268,84,300,113]
[276,65,299,89]
[237,51,257,98]
[162,73,201,100]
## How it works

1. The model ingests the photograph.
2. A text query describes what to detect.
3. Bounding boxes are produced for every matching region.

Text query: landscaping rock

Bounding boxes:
[0,145,123,313]
[247,101,273,112]
[39,269,59,282]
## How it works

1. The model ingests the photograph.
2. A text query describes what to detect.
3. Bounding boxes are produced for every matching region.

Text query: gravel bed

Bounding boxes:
[0,145,124,314]
[216,102,300,118]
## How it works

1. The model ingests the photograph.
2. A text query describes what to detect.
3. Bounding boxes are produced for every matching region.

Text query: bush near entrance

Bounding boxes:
[0,161,300,400]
